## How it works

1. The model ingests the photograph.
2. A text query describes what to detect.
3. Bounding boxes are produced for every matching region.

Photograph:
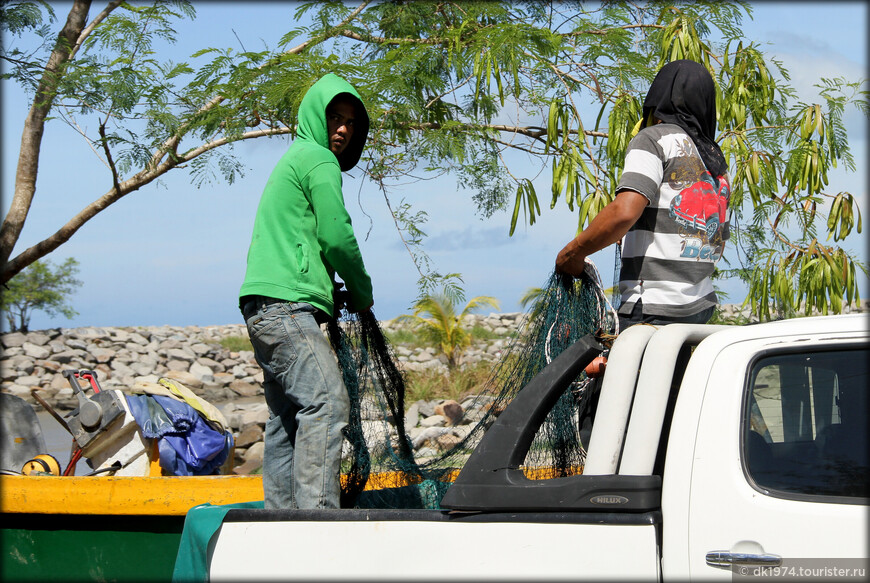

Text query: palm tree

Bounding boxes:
[397,291,500,370]
[519,286,544,311]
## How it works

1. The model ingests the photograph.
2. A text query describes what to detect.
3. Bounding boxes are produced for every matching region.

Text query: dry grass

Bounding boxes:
[403,361,496,403]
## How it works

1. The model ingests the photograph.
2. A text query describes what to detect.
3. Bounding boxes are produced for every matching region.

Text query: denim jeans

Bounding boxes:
[241,298,349,509]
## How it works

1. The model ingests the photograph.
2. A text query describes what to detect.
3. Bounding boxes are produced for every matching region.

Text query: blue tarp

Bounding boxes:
[126,394,233,476]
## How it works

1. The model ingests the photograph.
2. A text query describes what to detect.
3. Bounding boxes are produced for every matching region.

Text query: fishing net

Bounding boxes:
[329,263,617,509]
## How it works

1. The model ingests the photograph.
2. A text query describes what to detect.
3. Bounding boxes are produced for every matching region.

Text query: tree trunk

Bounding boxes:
[0,0,92,270]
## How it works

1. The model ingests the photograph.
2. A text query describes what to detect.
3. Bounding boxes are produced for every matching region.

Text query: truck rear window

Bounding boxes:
[742,347,868,501]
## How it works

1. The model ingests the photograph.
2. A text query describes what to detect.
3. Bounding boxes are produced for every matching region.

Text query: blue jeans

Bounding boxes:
[241,298,349,509]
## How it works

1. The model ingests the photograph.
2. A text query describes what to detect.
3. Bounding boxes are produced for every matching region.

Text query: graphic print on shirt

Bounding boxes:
[666,138,730,261]
[664,139,707,189]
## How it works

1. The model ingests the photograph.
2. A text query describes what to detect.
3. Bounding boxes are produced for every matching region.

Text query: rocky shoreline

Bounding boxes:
[2,303,866,473]
[0,313,526,473]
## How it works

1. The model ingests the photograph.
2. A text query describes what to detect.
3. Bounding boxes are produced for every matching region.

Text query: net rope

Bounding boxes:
[329,265,617,509]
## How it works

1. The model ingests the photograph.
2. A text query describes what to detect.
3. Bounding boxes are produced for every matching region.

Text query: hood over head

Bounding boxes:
[642,59,727,180]
[296,73,370,171]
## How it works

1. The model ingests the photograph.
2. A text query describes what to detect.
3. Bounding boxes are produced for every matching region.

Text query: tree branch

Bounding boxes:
[399,121,607,140]
[2,1,377,283]
[70,0,123,60]
[98,122,121,194]
[1,124,298,282]
[570,22,664,36]
[177,127,293,162]
[338,29,445,45]
[150,2,374,171]
[274,1,373,56]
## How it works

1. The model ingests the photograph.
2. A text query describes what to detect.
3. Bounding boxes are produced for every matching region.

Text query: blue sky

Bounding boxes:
[2,2,867,330]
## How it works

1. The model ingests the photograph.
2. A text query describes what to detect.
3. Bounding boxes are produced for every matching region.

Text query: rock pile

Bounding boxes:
[713,300,869,322]
[3,303,866,474]
[1,324,261,407]
[0,313,525,473]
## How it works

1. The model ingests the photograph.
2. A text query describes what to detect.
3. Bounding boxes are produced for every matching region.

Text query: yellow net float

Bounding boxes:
[21,454,61,476]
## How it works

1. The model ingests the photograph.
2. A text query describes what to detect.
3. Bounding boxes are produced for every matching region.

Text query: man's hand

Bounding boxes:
[556,239,587,277]
[333,281,350,312]
[334,281,373,313]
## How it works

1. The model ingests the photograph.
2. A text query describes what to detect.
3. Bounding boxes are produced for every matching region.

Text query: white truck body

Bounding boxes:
[210,519,658,580]
[206,314,868,581]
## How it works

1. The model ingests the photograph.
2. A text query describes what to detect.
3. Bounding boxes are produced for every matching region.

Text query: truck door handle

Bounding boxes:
[706,551,782,569]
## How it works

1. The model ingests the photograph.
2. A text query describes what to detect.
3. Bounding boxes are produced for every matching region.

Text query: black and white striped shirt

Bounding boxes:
[615,124,730,318]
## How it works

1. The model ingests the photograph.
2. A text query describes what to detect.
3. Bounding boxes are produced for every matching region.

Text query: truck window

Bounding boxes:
[742,348,868,500]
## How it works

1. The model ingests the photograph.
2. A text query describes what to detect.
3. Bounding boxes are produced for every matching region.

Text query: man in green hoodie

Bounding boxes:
[239,74,373,509]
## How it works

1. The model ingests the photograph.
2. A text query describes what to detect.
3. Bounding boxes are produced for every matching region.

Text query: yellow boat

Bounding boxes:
[1,385,264,582]
[0,386,447,582]
[1,473,263,582]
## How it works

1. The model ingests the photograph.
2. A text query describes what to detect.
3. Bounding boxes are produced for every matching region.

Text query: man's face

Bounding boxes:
[326,99,356,156]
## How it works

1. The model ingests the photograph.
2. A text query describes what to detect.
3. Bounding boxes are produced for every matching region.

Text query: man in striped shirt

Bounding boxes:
[556,60,730,332]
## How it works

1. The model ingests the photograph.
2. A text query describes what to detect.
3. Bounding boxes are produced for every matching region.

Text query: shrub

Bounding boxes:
[404,361,495,403]
[385,327,424,347]
[220,335,253,352]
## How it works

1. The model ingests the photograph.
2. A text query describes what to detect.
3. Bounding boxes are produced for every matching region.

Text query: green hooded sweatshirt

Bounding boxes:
[239,74,373,316]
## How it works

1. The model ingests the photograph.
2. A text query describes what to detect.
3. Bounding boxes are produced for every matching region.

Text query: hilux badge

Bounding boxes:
[590,495,629,505]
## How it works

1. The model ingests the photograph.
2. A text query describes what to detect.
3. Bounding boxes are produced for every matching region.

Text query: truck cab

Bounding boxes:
[668,316,868,579]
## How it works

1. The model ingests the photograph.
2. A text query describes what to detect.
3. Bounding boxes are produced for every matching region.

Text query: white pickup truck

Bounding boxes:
[198,314,868,581]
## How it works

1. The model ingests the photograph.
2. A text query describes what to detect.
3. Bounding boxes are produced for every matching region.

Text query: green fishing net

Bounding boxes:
[328,266,617,509]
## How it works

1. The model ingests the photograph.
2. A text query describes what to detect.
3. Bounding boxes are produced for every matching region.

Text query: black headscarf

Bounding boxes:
[642,60,727,180]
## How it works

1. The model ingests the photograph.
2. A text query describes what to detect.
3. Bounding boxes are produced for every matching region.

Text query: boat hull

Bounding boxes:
[3,512,183,582]
[1,474,263,582]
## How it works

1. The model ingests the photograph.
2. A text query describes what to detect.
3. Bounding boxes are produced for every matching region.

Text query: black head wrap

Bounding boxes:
[642,60,727,180]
